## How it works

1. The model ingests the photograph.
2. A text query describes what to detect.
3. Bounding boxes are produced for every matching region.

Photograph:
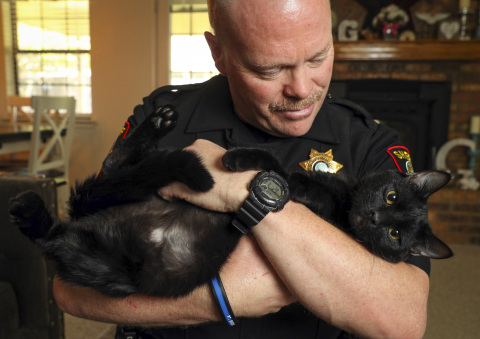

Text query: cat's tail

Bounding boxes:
[9,191,54,242]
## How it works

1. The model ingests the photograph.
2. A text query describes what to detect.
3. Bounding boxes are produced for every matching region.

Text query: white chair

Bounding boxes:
[7,95,33,125]
[28,96,76,206]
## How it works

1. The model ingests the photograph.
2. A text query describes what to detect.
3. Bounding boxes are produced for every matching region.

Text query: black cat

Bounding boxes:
[9,105,453,298]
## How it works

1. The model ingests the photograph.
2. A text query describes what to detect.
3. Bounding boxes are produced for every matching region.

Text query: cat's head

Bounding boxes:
[348,170,453,263]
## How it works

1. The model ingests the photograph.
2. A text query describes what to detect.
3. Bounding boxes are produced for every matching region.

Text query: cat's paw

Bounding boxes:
[9,191,46,224]
[149,105,178,137]
[9,191,52,240]
[222,149,240,171]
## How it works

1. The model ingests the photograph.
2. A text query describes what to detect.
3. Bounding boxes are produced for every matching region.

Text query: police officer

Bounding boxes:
[54,1,430,338]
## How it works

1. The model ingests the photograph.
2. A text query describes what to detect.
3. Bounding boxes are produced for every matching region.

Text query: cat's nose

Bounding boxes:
[370,211,379,224]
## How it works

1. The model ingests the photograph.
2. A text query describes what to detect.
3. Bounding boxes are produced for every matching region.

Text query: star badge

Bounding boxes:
[299,149,343,173]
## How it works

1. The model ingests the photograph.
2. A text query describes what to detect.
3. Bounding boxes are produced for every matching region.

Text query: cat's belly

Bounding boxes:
[90,196,240,297]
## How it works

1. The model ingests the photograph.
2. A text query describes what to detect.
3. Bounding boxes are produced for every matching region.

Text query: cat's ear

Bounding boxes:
[407,171,451,197]
[411,233,454,259]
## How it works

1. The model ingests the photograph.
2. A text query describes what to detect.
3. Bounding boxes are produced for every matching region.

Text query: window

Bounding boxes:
[10,0,91,114]
[170,0,218,85]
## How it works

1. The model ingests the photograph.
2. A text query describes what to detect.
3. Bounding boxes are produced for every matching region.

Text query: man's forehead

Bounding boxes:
[220,0,331,63]
[246,41,333,70]
[227,2,329,41]
[227,0,327,24]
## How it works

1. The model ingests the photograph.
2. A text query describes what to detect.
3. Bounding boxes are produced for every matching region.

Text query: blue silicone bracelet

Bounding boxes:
[209,274,236,326]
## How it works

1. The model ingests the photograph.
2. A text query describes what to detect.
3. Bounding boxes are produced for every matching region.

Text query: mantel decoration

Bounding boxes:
[458,0,476,40]
[439,19,461,39]
[372,4,410,40]
[331,0,367,41]
[336,0,480,41]
[436,116,480,190]
[410,0,452,39]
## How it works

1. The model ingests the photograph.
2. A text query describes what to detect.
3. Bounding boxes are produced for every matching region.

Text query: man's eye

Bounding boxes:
[309,59,325,67]
[258,69,281,78]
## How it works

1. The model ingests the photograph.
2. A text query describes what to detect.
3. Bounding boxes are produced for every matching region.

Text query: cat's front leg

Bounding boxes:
[288,172,337,217]
[222,148,287,176]
[102,105,179,172]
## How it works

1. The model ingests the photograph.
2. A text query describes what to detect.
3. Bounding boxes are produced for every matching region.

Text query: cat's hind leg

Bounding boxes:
[222,148,287,176]
[70,149,215,218]
[9,191,54,241]
[102,105,178,173]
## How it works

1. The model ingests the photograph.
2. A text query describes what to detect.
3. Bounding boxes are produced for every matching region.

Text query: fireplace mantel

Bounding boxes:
[334,40,480,61]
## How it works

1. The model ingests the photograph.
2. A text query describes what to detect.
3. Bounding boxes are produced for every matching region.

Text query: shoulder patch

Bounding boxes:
[119,121,131,139]
[98,121,132,177]
[107,121,131,155]
[387,146,414,174]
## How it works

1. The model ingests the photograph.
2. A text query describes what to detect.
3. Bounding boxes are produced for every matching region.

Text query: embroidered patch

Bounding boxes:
[119,121,131,139]
[387,146,414,174]
[299,149,343,173]
[107,121,131,154]
[98,121,132,177]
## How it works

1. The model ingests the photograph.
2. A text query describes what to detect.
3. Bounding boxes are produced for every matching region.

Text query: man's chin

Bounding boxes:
[276,109,318,136]
[269,120,315,137]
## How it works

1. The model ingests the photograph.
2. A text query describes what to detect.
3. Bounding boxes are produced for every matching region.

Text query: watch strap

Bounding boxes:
[232,195,271,234]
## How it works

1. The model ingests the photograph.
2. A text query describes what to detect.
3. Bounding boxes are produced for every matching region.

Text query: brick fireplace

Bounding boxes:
[332,40,480,244]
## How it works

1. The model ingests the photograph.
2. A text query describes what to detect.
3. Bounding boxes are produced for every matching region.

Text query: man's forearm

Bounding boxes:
[53,235,294,326]
[53,276,219,327]
[253,201,429,339]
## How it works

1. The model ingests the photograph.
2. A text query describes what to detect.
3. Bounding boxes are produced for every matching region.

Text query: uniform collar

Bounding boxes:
[185,75,340,145]
[184,76,235,133]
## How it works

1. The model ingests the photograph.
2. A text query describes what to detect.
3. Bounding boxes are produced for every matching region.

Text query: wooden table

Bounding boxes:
[0,123,53,156]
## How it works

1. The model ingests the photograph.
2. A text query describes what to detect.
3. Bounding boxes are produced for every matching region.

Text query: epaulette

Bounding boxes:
[328,95,377,129]
[144,82,203,114]
[130,82,204,128]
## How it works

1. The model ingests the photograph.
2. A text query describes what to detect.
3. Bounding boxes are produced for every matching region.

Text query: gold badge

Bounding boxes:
[299,149,343,173]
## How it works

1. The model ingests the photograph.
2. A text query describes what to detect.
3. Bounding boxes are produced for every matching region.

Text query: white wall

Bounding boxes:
[69,0,169,182]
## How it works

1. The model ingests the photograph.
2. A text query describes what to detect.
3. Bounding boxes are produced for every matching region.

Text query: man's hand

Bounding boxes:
[158,139,295,316]
[158,139,258,213]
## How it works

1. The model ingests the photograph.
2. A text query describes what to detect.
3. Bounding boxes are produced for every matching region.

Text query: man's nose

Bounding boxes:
[283,67,313,100]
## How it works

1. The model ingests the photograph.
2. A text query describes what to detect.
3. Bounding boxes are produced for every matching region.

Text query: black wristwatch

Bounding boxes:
[232,171,290,234]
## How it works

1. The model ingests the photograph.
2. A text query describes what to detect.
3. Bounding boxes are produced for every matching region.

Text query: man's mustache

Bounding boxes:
[269,89,324,112]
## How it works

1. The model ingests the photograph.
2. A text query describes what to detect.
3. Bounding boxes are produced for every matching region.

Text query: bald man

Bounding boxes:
[54,1,429,338]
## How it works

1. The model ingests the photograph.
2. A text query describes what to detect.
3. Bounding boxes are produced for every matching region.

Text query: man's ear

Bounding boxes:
[204,31,227,75]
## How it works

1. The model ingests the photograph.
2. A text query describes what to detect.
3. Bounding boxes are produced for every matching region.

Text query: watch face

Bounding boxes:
[251,172,290,208]
[260,178,283,200]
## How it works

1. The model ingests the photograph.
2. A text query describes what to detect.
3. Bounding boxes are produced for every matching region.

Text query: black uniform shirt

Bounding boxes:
[129,75,403,178]
[116,75,429,339]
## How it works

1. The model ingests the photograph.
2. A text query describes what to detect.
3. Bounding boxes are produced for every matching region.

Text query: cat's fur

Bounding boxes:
[9,105,453,298]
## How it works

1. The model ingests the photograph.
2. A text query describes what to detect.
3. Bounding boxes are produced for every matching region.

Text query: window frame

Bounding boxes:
[169,1,218,85]
[8,0,92,115]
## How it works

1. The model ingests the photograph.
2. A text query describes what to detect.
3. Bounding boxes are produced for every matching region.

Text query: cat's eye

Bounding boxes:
[389,228,400,240]
[386,190,397,205]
